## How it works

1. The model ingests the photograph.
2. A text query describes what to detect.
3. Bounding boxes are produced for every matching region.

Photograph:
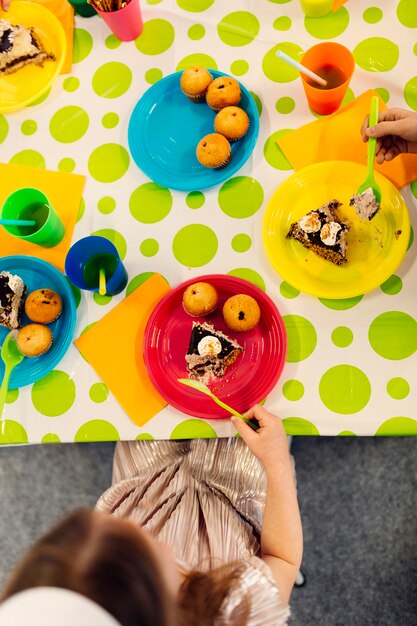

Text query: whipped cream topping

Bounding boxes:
[320,221,341,246]
[299,211,321,233]
[197,335,222,357]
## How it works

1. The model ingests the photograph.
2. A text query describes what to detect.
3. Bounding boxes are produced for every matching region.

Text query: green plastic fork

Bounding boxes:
[356,95,382,205]
[0,331,25,419]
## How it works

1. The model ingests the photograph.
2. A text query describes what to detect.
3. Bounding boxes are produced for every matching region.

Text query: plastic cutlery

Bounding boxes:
[356,95,382,204]
[0,331,25,419]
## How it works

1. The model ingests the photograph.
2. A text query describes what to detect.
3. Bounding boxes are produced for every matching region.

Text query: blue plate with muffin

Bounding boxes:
[128,69,260,191]
[0,255,76,388]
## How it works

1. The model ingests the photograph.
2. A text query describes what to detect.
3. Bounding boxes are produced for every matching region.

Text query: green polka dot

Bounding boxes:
[0,114,8,143]
[102,112,119,129]
[338,430,357,436]
[404,76,417,111]
[375,87,390,103]
[282,379,304,401]
[9,150,45,169]
[380,275,402,295]
[63,77,80,92]
[170,419,217,439]
[80,322,97,336]
[140,238,159,256]
[73,28,93,63]
[230,60,249,76]
[188,24,205,40]
[282,417,320,436]
[6,389,18,403]
[305,6,349,38]
[93,62,132,98]
[126,272,169,296]
[136,433,155,440]
[264,129,293,170]
[91,228,127,260]
[280,281,300,299]
[268,0,292,3]
[177,0,214,10]
[130,183,172,223]
[319,295,363,310]
[41,433,61,443]
[411,182,417,199]
[218,177,263,218]
[273,16,291,30]
[276,97,295,114]
[414,43,417,56]
[176,54,217,72]
[93,292,112,305]
[105,34,121,49]
[218,12,259,47]
[27,88,51,107]
[0,420,28,444]
[250,91,262,116]
[375,417,417,436]
[227,268,265,291]
[32,371,76,417]
[173,224,218,267]
[284,315,317,362]
[89,382,109,403]
[331,326,353,347]
[58,158,76,172]
[75,420,120,442]
[77,197,85,222]
[145,68,163,84]
[49,106,89,143]
[363,7,383,23]
[263,43,303,83]
[397,0,417,27]
[135,19,175,55]
[21,120,37,135]
[353,38,399,72]
[231,234,251,252]
[387,378,410,400]
[88,144,130,182]
[186,191,205,209]
[319,365,371,414]
[67,279,81,307]
[98,196,116,214]
[369,312,417,360]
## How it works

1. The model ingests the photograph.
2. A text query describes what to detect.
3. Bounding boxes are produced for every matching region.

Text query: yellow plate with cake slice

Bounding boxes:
[0,1,66,113]
[262,160,410,299]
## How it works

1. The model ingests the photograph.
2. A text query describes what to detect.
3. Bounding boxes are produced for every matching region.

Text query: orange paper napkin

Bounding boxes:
[29,0,74,74]
[0,162,85,271]
[332,0,348,10]
[276,90,417,189]
[75,273,170,428]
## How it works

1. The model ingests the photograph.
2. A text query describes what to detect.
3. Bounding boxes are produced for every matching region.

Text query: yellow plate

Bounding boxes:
[0,1,66,113]
[263,161,410,299]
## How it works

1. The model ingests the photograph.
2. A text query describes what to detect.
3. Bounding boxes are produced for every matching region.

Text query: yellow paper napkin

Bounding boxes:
[276,90,417,189]
[75,273,170,428]
[0,162,85,271]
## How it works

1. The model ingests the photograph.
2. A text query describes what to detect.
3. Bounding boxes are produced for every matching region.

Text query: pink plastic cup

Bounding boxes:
[95,0,143,42]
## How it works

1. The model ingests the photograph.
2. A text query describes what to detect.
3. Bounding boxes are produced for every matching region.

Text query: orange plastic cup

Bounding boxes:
[94,0,143,42]
[300,42,355,115]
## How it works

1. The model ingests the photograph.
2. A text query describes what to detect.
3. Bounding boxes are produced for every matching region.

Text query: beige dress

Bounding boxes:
[96,438,290,625]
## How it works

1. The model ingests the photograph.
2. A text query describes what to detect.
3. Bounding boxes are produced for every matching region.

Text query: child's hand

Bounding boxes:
[361,107,417,164]
[1,0,10,11]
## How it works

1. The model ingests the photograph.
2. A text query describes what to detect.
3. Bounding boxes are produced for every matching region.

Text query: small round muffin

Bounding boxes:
[206,76,241,111]
[183,282,218,316]
[17,324,53,357]
[180,66,213,103]
[214,106,249,141]
[223,294,261,332]
[25,289,62,324]
[196,133,232,169]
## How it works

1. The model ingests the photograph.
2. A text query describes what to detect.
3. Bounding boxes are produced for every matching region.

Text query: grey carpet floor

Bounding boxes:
[0,437,416,625]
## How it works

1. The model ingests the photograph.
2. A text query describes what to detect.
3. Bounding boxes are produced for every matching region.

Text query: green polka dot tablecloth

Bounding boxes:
[2,0,417,443]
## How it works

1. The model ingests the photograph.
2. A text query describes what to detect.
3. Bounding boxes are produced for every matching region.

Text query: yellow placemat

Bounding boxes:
[277,90,417,189]
[0,162,85,271]
[29,0,74,74]
[75,273,170,428]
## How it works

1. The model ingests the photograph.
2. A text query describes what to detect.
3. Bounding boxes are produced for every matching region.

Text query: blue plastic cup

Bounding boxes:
[65,236,128,296]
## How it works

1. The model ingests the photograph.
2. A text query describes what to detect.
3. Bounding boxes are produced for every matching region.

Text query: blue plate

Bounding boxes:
[128,70,260,191]
[0,256,76,388]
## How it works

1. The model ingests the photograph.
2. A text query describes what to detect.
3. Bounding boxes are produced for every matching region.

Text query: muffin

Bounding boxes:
[196,133,232,169]
[223,294,261,332]
[25,289,62,324]
[17,324,53,357]
[214,106,249,141]
[183,282,218,316]
[206,76,241,111]
[180,66,213,103]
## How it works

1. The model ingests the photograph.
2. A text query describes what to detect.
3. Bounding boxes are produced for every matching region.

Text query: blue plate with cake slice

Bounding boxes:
[0,255,76,388]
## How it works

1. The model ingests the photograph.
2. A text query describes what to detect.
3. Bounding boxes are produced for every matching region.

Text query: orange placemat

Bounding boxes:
[75,273,170,428]
[29,0,74,74]
[0,162,85,271]
[277,90,417,189]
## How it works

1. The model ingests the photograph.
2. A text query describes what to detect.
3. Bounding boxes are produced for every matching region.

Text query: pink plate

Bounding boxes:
[143,274,287,419]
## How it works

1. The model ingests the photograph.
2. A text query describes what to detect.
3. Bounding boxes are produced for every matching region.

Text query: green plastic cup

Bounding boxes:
[1,188,65,248]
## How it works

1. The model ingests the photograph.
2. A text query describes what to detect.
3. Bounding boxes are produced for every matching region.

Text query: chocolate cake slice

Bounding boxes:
[349,187,381,221]
[286,199,349,266]
[185,321,244,384]
[0,271,26,330]
[0,19,55,76]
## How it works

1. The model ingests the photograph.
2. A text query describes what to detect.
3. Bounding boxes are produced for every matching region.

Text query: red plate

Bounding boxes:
[143,274,287,419]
